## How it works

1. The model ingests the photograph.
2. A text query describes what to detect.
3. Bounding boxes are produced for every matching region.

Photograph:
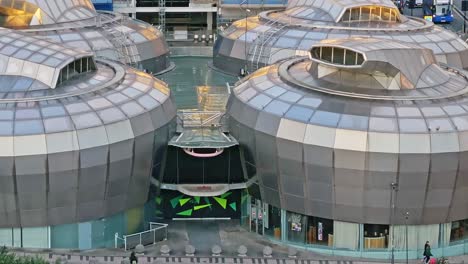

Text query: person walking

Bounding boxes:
[423,241,433,264]
[130,251,138,264]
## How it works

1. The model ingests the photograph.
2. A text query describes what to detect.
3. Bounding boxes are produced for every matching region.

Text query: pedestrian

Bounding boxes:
[130,251,138,264]
[423,241,432,264]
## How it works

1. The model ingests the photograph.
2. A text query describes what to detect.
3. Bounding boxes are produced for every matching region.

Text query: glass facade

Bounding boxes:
[245,195,468,259]
[0,206,146,249]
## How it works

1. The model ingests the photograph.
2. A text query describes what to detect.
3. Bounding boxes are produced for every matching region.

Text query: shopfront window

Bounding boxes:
[287,211,307,244]
[364,224,389,249]
[450,220,468,243]
[264,204,282,240]
[306,216,333,247]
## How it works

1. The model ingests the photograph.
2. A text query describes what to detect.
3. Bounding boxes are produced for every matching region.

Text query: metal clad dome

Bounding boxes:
[0,0,171,75]
[0,28,176,228]
[226,38,468,225]
[214,0,468,75]
[0,0,96,26]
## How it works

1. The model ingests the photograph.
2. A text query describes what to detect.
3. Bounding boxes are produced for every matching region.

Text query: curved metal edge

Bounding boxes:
[19,12,124,33]
[257,10,434,32]
[277,57,468,101]
[0,59,126,103]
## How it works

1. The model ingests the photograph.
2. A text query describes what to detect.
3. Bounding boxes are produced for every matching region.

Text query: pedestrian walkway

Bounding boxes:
[9,220,468,264]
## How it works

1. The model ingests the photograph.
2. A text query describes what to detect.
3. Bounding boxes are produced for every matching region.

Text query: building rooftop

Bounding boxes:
[0,0,96,27]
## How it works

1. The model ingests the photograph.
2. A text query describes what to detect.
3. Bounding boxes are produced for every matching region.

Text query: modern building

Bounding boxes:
[0,27,176,248]
[111,0,287,38]
[213,0,468,75]
[0,0,171,74]
[226,36,468,258]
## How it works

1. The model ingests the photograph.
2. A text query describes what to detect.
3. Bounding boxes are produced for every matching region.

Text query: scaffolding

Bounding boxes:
[101,17,141,67]
[159,0,166,33]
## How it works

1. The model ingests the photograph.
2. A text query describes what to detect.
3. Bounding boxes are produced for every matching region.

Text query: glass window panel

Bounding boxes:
[321,47,332,62]
[427,118,454,132]
[345,50,356,65]
[285,30,306,38]
[248,94,272,109]
[98,108,126,123]
[71,112,102,129]
[264,100,290,116]
[285,106,314,122]
[333,48,344,64]
[357,53,364,65]
[361,6,371,20]
[338,114,368,130]
[382,7,391,21]
[121,101,145,117]
[44,117,73,133]
[398,118,427,133]
[309,111,340,127]
[14,120,44,135]
[0,110,14,120]
[421,107,445,117]
[351,8,360,20]
[65,102,91,114]
[15,109,40,120]
[138,94,160,109]
[443,105,466,115]
[275,37,299,48]
[265,86,286,97]
[279,91,302,103]
[341,9,351,22]
[0,121,13,135]
[298,97,322,108]
[369,117,398,132]
[397,107,422,117]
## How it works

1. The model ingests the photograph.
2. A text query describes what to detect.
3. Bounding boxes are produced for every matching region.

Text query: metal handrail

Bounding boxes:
[115,222,168,251]
[256,10,435,32]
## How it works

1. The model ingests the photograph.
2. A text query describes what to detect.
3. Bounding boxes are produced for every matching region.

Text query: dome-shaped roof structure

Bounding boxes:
[0,28,176,228]
[0,0,96,27]
[0,0,171,75]
[226,38,468,225]
[214,0,468,76]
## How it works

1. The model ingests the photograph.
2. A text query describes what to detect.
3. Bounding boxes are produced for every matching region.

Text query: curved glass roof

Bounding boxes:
[215,0,468,73]
[0,0,96,27]
[0,28,95,89]
[286,0,400,23]
[230,38,468,143]
[308,38,441,90]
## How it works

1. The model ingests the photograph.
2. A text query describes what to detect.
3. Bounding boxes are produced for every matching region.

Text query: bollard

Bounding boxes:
[237,245,247,257]
[135,244,145,255]
[211,245,222,257]
[185,245,195,257]
[288,248,297,258]
[160,245,171,256]
[263,246,272,258]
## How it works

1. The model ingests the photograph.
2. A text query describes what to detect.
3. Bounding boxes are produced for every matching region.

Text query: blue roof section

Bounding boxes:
[91,0,113,11]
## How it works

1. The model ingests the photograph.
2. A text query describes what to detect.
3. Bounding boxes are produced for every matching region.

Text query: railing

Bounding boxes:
[177,110,225,128]
[114,222,168,251]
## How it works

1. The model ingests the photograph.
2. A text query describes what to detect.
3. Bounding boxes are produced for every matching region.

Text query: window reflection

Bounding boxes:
[340,6,400,23]
[311,46,364,66]
[57,56,96,87]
